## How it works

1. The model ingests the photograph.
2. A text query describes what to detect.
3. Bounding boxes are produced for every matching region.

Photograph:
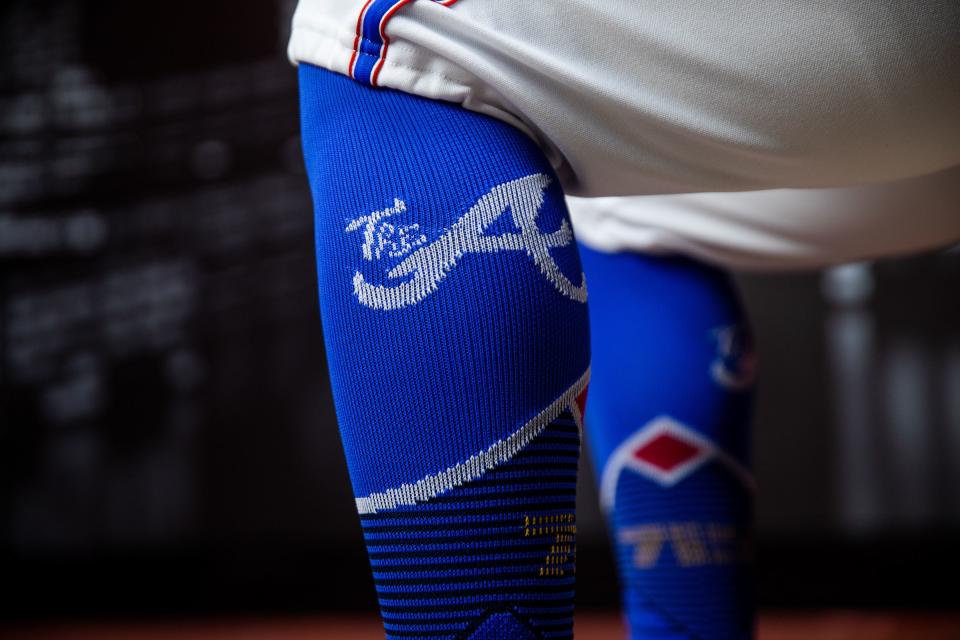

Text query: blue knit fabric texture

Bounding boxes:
[299,64,590,639]
[579,245,756,640]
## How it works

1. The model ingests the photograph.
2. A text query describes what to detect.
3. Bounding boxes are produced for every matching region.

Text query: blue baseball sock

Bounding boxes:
[579,245,756,640]
[299,64,590,640]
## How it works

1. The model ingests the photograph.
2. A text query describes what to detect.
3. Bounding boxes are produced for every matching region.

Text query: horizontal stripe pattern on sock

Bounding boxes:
[612,467,753,639]
[359,412,580,640]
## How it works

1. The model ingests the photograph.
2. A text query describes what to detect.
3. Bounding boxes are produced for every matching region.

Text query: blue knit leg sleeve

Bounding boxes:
[299,64,590,640]
[579,244,757,640]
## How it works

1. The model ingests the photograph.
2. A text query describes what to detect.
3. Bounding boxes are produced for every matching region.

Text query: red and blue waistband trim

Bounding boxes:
[348,0,459,86]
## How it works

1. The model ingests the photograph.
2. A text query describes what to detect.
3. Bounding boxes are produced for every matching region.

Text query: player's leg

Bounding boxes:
[579,244,756,639]
[299,64,590,639]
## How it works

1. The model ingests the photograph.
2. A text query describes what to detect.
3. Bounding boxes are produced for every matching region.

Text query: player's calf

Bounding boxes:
[299,64,590,639]
[580,246,756,640]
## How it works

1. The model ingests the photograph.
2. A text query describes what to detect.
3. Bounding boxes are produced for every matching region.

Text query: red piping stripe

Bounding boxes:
[348,0,377,79]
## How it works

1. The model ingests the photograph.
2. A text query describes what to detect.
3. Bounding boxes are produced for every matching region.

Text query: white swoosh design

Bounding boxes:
[355,368,590,515]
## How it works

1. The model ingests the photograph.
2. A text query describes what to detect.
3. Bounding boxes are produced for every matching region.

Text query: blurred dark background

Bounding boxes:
[1,0,959,623]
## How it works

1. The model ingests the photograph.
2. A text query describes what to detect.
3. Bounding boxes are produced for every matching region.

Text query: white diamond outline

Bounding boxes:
[600,415,756,511]
[624,417,712,485]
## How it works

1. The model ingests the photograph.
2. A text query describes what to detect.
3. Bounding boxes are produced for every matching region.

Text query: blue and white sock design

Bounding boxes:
[362,402,585,639]
[299,65,590,639]
[579,245,756,640]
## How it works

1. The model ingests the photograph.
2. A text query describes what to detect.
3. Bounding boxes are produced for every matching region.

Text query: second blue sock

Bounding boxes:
[580,245,756,640]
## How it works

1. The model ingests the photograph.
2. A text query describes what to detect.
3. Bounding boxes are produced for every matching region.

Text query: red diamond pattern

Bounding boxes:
[632,433,702,473]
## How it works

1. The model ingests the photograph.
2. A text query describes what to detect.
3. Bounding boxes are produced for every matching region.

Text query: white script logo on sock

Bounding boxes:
[345,173,587,310]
